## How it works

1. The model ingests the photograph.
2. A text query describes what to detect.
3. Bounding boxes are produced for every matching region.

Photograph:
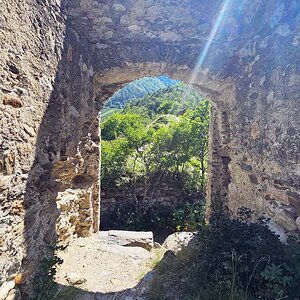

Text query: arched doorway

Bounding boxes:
[94,63,236,228]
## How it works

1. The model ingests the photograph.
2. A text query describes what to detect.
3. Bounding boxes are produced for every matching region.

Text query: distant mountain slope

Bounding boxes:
[129,82,204,117]
[105,75,179,108]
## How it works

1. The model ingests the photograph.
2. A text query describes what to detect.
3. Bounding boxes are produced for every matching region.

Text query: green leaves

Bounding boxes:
[101,82,211,195]
[171,202,205,231]
[101,138,131,185]
[261,264,294,288]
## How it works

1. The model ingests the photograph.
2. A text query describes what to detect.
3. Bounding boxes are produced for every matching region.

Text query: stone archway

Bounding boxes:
[1,0,299,297]
[94,62,236,216]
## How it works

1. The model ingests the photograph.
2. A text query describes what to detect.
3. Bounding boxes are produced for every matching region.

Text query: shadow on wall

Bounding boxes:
[19,7,99,298]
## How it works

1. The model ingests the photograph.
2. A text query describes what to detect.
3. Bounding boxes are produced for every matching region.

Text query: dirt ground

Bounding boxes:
[54,232,164,300]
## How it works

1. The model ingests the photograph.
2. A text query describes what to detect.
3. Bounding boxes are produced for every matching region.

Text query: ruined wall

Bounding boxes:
[0,0,66,296]
[0,0,100,298]
[101,180,186,216]
[19,26,99,300]
[0,0,300,298]
[226,2,300,233]
[77,0,298,233]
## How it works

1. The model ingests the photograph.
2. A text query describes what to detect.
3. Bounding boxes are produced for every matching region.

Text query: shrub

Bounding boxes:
[148,211,300,300]
[170,201,205,231]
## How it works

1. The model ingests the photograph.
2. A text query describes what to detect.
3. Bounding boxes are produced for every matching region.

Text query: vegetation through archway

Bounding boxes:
[100,76,211,239]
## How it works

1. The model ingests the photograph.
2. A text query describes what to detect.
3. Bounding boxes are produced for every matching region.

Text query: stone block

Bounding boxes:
[0,281,15,300]
[0,176,11,192]
[2,94,23,108]
[23,124,35,137]
[287,191,300,210]
[273,209,297,231]
[107,230,154,251]
[112,4,126,12]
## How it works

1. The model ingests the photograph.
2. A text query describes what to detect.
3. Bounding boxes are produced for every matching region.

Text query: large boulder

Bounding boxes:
[162,232,195,253]
[107,230,154,251]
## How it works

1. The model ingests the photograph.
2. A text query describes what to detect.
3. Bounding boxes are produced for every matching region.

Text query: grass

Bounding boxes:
[138,248,166,281]
[52,285,82,300]
[147,245,197,300]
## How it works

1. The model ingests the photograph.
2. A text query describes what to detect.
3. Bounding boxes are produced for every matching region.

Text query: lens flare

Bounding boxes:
[189,0,233,85]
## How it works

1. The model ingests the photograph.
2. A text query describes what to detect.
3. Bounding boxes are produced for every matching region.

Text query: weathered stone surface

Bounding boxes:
[2,94,23,108]
[267,221,288,244]
[1,0,300,297]
[5,286,21,300]
[107,230,154,251]
[0,0,100,297]
[162,232,195,253]
[274,212,297,231]
[296,217,300,232]
[0,281,15,300]
[23,124,35,137]
[101,179,185,223]
[55,233,153,298]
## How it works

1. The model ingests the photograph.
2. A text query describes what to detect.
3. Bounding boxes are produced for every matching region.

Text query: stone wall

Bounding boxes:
[0,0,300,298]
[0,0,100,297]
[101,180,186,216]
[0,0,66,296]
[85,0,299,233]
[18,25,99,298]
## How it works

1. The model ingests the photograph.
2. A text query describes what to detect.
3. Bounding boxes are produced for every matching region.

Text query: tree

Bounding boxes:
[101,81,210,215]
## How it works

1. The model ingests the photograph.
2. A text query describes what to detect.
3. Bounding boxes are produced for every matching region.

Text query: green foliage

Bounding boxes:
[130,82,203,118]
[101,84,210,195]
[101,112,151,187]
[102,200,206,237]
[171,202,205,232]
[261,264,294,297]
[102,203,170,232]
[101,112,149,144]
[35,245,65,300]
[148,208,300,300]
[52,286,81,300]
[101,107,119,121]
[101,138,130,186]
[101,80,210,233]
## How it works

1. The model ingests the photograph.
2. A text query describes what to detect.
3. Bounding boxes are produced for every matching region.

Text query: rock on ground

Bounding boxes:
[54,230,195,299]
[55,232,155,298]
[106,230,154,251]
[162,232,195,253]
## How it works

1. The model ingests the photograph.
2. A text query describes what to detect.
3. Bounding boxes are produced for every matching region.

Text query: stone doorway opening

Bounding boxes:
[99,74,212,242]
[94,63,236,227]
[48,68,234,298]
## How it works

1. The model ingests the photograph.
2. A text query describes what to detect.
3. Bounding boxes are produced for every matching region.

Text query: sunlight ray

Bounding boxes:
[189,0,233,85]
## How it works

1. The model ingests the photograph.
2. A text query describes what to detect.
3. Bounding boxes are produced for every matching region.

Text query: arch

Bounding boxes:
[94,62,236,217]
[1,1,299,297]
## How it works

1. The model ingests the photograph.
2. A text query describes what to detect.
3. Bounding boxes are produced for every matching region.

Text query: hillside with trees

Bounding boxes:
[103,75,179,109]
[101,81,210,232]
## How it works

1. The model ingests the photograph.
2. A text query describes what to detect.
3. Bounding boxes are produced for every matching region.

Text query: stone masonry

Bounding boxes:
[101,180,186,215]
[0,0,299,298]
